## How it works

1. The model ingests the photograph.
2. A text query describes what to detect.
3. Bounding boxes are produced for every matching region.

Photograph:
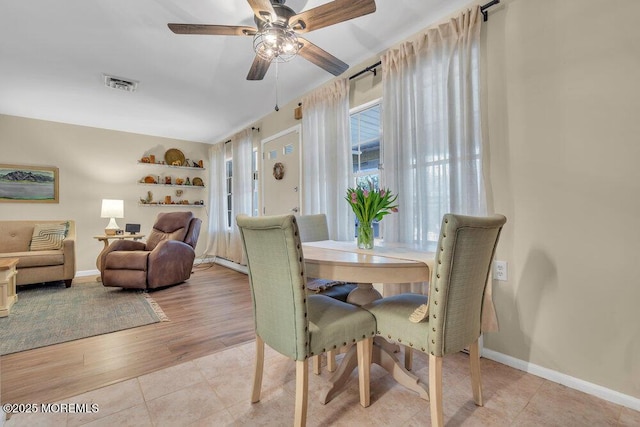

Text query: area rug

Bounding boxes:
[0,281,169,355]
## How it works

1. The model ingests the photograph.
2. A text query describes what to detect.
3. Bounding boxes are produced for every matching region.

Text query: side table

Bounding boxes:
[94,234,146,270]
[0,257,19,317]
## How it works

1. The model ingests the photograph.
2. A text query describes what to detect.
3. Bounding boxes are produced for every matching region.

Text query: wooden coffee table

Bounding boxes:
[0,257,19,317]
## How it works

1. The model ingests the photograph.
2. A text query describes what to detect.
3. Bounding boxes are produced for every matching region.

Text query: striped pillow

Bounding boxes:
[30,222,69,251]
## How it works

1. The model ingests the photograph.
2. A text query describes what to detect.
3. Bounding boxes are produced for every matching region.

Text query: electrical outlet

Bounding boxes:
[493,260,508,281]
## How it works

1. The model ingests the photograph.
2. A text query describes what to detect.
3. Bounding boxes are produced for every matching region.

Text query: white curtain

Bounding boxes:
[206,142,227,260]
[381,6,488,298]
[205,128,253,264]
[382,6,486,249]
[301,79,353,241]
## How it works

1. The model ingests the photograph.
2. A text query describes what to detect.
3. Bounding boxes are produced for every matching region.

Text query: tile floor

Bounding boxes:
[5,341,640,426]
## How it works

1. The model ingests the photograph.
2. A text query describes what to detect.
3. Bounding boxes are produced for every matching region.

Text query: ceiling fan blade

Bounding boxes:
[168,23,256,36]
[246,0,277,22]
[247,55,272,80]
[289,0,376,33]
[297,37,348,76]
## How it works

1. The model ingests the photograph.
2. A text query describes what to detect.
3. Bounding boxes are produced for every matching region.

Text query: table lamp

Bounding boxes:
[101,199,124,235]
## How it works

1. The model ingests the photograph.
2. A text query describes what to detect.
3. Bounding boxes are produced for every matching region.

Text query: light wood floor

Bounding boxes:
[0,264,254,405]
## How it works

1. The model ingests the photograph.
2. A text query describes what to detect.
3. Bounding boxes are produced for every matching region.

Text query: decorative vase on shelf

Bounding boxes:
[357,222,375,250]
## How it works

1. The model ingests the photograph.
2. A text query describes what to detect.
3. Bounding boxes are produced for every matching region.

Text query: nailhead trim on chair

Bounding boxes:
[293,218,312,359]
[430,218,448,356]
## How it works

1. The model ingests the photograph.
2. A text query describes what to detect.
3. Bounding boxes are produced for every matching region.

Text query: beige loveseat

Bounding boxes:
[0,220,76,287]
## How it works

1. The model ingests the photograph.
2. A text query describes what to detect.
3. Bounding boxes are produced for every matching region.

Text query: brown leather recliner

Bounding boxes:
[100,211,202,289]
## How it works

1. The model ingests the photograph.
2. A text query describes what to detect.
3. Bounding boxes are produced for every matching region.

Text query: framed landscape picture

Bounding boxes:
[0,164,59,203]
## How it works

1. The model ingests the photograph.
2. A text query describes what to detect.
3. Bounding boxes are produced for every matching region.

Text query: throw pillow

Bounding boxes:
[409,303,429,323]
[30,222,69,251]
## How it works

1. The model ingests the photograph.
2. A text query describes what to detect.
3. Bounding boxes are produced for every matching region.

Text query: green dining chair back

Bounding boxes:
[296,214,357,302]
[296,213,330,243]
[296,213,359,374]
[236,214,376,427]
[365,213,506,427]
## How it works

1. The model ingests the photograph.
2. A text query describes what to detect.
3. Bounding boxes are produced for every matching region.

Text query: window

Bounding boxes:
[225,149,233,229]
[350,100,382,237]
[351,101,381,188]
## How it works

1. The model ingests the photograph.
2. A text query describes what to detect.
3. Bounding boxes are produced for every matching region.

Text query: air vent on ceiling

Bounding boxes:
[103,74,138,92]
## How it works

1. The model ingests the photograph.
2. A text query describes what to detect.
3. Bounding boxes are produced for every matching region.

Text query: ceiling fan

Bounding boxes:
[168,0,376,81]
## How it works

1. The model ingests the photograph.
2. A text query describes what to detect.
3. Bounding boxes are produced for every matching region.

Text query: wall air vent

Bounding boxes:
[103,74,138,92]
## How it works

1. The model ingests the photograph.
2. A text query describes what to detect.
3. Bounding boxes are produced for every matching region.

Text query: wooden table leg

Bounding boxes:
[96,239,109,270]
[319,337,429,404]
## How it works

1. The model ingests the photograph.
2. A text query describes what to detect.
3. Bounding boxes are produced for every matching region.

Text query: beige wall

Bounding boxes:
[254,0,640,404]
[483,0,640,400]
[0,115,210,274]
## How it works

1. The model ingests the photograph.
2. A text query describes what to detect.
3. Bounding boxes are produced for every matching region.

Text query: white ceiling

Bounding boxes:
[0,0,473,144]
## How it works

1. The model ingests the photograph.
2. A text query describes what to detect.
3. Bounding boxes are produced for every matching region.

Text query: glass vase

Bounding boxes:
[357,222,375,249]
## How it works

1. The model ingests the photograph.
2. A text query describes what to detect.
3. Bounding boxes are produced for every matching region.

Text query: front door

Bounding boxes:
[261,125,301,216]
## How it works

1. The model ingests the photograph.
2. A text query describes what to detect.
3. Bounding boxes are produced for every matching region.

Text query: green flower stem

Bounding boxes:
[357,223,374,249]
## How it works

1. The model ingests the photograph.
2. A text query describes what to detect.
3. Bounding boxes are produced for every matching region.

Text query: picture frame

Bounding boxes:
[0,164,59,203]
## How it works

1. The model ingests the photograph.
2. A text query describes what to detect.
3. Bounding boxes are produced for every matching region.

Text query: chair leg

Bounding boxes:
[251,336,265,403]
[312,355,321,375]
[294,359,309,427]
[469,339,483,406]
[404,346,413,371]
[429,353,444,427]
[356,338,372,407]
[327,349,337,372]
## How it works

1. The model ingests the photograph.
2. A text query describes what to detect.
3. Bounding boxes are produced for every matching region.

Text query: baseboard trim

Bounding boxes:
[482,348,640,412]
[194,257,216,265]
[75,270,99,278]
[211,257,248,274]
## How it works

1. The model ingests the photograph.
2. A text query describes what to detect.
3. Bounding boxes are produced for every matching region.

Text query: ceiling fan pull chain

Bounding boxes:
[274,60,280,112]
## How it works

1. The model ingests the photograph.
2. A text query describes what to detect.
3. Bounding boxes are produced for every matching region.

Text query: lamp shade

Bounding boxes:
[101,199,124,218]
[101,199,124,235]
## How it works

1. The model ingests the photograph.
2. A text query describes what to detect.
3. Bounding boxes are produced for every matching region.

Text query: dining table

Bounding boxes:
[302,239,436,403]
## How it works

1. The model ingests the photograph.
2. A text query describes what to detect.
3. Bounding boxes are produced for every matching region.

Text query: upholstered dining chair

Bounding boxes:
[297,213,358,374]
[364,213,506,427]
[296,213,357,302]
[236,214,376,427]
[101,211,201,290]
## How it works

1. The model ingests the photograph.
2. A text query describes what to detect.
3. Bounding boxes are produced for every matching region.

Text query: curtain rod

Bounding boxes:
[350,1,499,80]
[349,61,381,80]
[480,0,500,21]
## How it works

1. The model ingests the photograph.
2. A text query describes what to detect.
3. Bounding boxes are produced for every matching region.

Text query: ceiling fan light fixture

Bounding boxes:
[253,22,299,63]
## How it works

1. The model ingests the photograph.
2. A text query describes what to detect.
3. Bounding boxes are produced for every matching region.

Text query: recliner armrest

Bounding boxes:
[107,240,146,252]
[147,239,196,288]
[100,240,146,275]
[148,239,195,263]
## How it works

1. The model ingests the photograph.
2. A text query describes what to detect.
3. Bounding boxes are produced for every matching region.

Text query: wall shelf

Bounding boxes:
[137,161,206,171]
[138,152,206,206]
[138,183,205,189]
[138,203,205,208]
